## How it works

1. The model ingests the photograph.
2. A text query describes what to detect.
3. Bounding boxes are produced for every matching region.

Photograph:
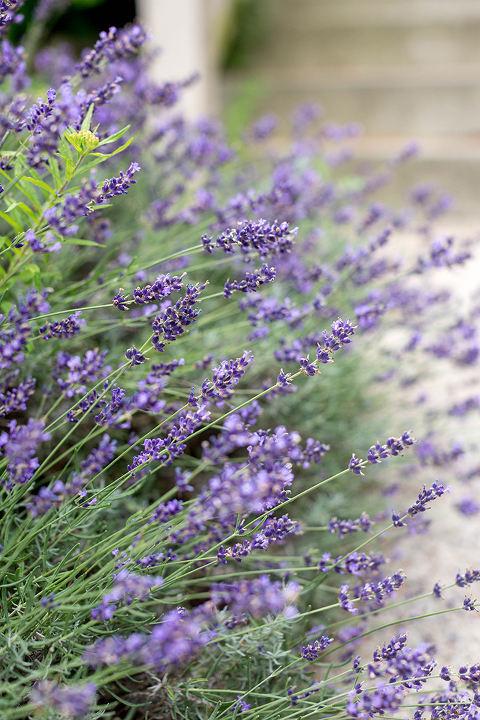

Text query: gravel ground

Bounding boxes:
[350,216,480,669]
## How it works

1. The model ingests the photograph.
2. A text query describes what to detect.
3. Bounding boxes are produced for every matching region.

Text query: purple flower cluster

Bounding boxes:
[372,633,409,662]
[148,358,185,376]
[319,551,386,576]
[456,496,480,516]
[24,84,82,167]
[217,514,301,564]
[0,1,24,34]
[367,641,436,691]
[230,696,251,713]
[416,437,465,467]
[127,404,210,475]
[287,681,322,707]
[328,512,373,539]
[316,318,356,364]
[350,430,417,475]
[455,570,480,588]
[200,350,254,402]
[125,345,146,365]
[448,397,480,417]
[416,235,471,272]
[0,290,50,368]
[0,418,50,488]
[210,575,299,619]
[23,88,55,133]
[97,161,140,202]
[85,602,214,671]
[339,584,357,614]
[54,348,109,398]
[463,597,476,611]
[356,570,406,605]
[248,112,279,141]
[31,681,97,718]
[407,481,450,516]
[0,38,27,91]
[392,480,449,527]
[39,311,85,340]
[151,282,207,352]
[24,229,61,253]
[43,175,100,237]
[223,263,276,298]
[301,635,334,660]
[75,24,147,78]
[0,375,35,416]
[148,498,183,525]
[125,272,186,307]
[91,569,163,621]
[202,219,297,259]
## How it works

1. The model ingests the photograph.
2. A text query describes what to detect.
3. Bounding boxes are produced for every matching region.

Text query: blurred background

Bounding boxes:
[20,0,480,216]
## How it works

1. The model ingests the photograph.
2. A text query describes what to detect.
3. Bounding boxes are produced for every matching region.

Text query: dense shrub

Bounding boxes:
[0,4,479,719]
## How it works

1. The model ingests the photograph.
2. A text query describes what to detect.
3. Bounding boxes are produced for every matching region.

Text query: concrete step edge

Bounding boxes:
[224,64,480,90]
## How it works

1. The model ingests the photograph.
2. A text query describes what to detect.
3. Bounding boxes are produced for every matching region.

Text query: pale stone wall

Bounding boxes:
[136,0,232,119]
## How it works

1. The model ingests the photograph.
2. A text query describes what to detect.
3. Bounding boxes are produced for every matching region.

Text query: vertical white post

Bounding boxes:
[136,0,231,120]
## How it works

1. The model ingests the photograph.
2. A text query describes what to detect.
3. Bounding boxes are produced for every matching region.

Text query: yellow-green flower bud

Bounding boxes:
[67,129,100,153]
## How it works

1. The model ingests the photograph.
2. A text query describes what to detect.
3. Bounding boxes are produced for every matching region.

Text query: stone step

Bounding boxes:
[222,64,480,134]
[263,0,480,30]
[254,22,480,67]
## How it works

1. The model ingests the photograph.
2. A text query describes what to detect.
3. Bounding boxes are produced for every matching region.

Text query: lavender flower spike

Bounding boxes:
[97,162,141,203]
[0,418,51,488]
[31,681,97,717]
[75,24,147,78]
[201,350,254,401]
[302,635,334,660]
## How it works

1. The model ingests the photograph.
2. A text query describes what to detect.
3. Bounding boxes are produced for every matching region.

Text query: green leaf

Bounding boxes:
[47,157,62,191]
[22,176,57,198]
[97,125,131,146]
[90,137,133,160]
[16,181,42,208]
[16,202,38,226]
[80,104,95,132]
[63,237,106,247]
[0,209,22,233]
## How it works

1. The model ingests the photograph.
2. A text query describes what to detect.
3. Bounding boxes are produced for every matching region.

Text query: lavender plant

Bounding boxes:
[0,5,479,719]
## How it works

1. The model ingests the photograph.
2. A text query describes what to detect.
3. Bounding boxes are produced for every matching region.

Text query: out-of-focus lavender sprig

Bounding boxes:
[31,681,97,718]
[0,290,50,369]
[91,569,163,621]
[32,0,69,23]
[416,235,471,272]
[328,512,373,539]
[210,575,300,619]
[0,375,35,416]
[0,0,24,36]
[75,25,148,79]
[0,418,50,489]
